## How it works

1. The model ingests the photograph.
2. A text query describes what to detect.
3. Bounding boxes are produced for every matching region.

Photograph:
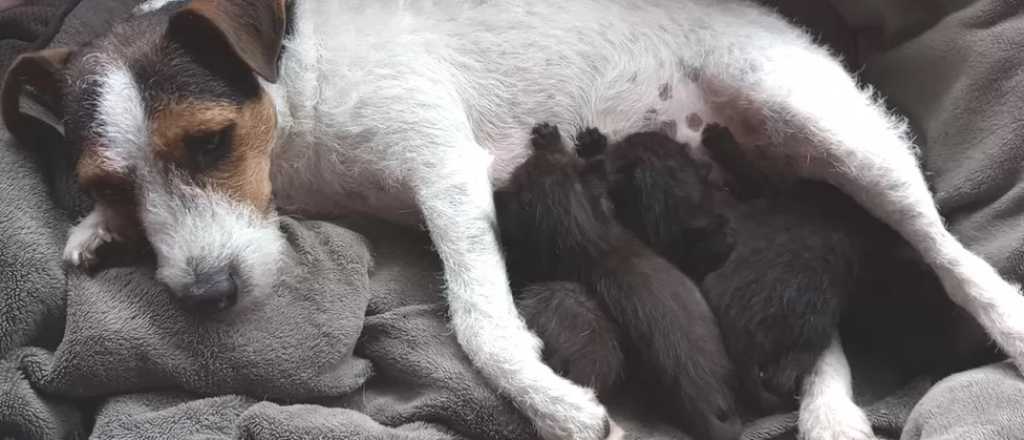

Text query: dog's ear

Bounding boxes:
[1,48,71,144]
[168,0,287,82]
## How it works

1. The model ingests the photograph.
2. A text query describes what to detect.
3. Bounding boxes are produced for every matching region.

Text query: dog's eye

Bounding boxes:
[184,125,234,171]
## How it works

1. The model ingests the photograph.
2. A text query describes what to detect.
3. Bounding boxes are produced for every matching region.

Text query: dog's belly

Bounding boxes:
[269,0,790,222]
[475,72,772,194]
[269,77,744,225]
[483,80,722,189]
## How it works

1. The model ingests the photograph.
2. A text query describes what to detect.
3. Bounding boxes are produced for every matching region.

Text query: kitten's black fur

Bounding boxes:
[584,127,734,283]
[497,123,740,440]
[515,281,625,397]
[596,123,998,413]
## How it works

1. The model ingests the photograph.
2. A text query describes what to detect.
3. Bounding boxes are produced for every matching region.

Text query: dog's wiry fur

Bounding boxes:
[497,123,739,440]
[5,0,1024,438]
[798,333,874,440]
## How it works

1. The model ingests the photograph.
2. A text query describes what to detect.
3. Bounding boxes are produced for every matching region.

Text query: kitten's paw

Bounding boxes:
[575,127,608,159]
[530,123,563,151]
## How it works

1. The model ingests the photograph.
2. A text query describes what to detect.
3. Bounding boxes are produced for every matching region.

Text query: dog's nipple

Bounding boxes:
[686,113,704,132]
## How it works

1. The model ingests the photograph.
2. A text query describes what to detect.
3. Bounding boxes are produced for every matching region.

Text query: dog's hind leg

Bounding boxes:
[411,136,617,440]
[700,22,1024,438]
[798,333,874,440]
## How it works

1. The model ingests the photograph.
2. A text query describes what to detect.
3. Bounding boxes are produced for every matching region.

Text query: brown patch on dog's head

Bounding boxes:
[149,93,277,211]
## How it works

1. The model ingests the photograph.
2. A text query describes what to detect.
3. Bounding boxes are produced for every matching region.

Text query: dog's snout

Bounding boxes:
[179,269,238,312]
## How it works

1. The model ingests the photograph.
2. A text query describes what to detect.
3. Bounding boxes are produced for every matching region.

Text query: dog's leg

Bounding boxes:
[412,145,616,440]
[696,28,1024,438]
[798,333,875,440]
[63,201,139,271]
[703,35,1024,376]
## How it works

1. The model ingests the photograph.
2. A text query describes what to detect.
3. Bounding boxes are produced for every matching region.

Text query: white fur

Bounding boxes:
[132,0,179,15]
[138,169,285,303]
[61,61,148,271]
[93,61,146,171]
[84,1,1024,438]
[798,334,876,440]
[64,206,113,269]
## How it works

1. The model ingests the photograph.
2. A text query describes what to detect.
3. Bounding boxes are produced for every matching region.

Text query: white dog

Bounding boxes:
[3,1,1022,439]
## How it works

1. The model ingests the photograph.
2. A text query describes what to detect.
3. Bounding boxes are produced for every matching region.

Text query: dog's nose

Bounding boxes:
[179,270,238,312]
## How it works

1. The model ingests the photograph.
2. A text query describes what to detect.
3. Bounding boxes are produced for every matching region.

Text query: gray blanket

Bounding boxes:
[2,0,1024,439]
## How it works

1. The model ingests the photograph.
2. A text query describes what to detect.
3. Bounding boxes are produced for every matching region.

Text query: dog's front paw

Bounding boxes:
[798,394,876,440]
[531,385,611,440]
[63,214,117,272]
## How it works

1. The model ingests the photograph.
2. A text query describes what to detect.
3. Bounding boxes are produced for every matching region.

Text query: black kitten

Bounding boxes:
[602,123,997,413]
[497,123,741,440]
[591,124,868,412]
[583,128,735,283]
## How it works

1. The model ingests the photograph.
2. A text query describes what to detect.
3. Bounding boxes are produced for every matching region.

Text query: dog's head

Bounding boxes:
[1,0,289,311]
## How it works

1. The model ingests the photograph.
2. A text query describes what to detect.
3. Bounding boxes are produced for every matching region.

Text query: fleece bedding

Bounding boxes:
[1,0,1023,439]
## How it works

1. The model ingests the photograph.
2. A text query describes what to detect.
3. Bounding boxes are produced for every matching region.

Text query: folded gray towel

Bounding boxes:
[902,362,1024,440]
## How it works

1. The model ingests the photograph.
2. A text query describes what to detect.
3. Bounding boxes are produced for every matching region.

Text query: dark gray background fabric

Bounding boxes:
[2,0,1024,439]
